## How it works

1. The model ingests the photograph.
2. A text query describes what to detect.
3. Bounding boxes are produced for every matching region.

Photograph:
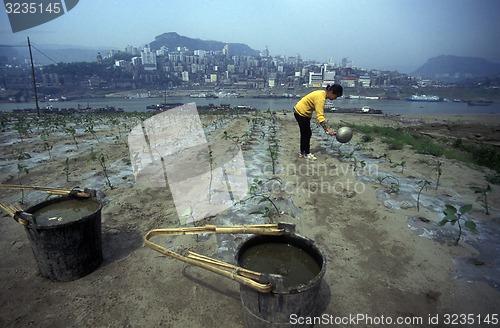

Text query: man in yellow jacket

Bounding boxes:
[293,84,343,160]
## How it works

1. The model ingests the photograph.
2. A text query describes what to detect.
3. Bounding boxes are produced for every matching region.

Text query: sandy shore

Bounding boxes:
[0,109,499,327]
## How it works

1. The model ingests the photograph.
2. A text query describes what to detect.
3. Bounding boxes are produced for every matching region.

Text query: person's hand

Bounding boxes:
[327,128,336,136]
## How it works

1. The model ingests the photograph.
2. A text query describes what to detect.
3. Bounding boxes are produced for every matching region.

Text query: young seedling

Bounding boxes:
[65,126,79,149]
[437,204,476,246]
[13,116,30,141]
[12,149,31,203]
[207,146,214,203]
[267,144,278,174]
[16,163,29,204]
[340,149,355,161]
[243,178,281,218]
[470,184,491,215]
[109,117,121,138]
[351,156,366,172]
[435,161,442,190]
[0,113,9,131]
[84,118,99,143]
[114,135,129,151]
[63,158,71,182]
[417,180,432,212]
[399,160,406,174]
[40,132,53,159]
[88,147,113,189]
[376,175,400,194]
[221,130,247,145]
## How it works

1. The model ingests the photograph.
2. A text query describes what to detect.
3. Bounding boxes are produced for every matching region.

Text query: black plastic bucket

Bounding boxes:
[236,234,326,328]
[24,196,103,282]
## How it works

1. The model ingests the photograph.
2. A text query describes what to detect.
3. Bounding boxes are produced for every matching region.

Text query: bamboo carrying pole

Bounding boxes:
[0,184,93,198]
[0,202,30,225]
[144,223,295,293]
[0,202,23,218]
[0,185,95,225]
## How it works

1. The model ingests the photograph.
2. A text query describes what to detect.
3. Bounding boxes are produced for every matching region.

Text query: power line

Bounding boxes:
[30,44,63,66]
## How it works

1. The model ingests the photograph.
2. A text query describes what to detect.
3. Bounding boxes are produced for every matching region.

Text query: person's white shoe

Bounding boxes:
[305,153,317,160]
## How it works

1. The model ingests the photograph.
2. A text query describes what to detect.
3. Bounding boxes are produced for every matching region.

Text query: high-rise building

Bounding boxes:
[342,57,353,68]
[309,72,323,87]
[141,45,157,71]
[260,46,270,58]
[323,70,336,87]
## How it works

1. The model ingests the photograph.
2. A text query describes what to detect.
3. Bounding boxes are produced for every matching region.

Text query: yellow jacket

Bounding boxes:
[294,90,327,123]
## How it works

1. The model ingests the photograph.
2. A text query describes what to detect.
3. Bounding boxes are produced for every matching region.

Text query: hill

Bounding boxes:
[414,55,500,82]
[149,32,259,57]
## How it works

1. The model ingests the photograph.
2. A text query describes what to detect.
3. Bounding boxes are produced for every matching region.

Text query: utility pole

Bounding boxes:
[27,37,40,117]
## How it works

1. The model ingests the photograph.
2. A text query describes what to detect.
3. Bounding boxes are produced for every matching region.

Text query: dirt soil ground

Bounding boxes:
[0,109,499,328]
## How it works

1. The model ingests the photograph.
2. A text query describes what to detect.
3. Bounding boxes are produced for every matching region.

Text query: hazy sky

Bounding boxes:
[1,0,499,72]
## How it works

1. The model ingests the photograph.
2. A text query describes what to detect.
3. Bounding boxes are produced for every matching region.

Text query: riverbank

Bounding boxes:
[3,84,500,104]
[2,96,500,116]
[0,110,499,327]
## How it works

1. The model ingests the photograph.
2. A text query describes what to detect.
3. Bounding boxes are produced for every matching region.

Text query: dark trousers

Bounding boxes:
[294,110,311,154]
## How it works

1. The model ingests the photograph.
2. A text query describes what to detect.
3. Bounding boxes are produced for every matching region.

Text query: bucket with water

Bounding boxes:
[0,186,103,282]
[22,195,103,281]
[144,223,326,328]
[236,234,326,327]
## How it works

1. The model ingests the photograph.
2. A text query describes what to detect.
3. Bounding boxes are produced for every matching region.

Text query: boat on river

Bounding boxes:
[146,102,184,111]
[467,99,493,106]
[328,105,382,114]
[12,105,124,114]
[406,95,442,102]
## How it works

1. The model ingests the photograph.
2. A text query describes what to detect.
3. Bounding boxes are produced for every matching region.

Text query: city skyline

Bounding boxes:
[1,0,499,73]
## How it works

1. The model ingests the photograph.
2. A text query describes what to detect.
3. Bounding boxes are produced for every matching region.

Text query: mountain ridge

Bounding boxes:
[2,34,500,81]
[413,55,500,82]
[149,32,259,56]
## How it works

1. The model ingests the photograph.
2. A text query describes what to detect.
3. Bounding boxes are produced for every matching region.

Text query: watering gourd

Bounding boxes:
[335,126,353,143]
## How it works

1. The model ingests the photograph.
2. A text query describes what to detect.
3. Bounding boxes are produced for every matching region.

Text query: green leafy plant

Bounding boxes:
[338,149,354,161]
[268,133,279,170]
[40,132,53,159]
[470,184,492,215]
[268,143,279,174]
[221,130,240,144]
[417,180,431,212]
[13,115,31,141]
[88,147,113,189]
[438,204,476,246]
[65,126,79,149]
[361,134,374,142]
[351,156,366,172]
[63,158,71,182]
[391,160,406,174]
[243,178,281,218]
[0,112,10,131]
[348,123,500,172]
[376,175,400,194]
[84,117,99,143]
[376,153,392,163]
[114,134,129,151]
[14,150,31,204]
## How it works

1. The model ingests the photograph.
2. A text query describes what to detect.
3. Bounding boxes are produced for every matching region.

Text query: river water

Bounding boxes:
[1,96,500,115]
